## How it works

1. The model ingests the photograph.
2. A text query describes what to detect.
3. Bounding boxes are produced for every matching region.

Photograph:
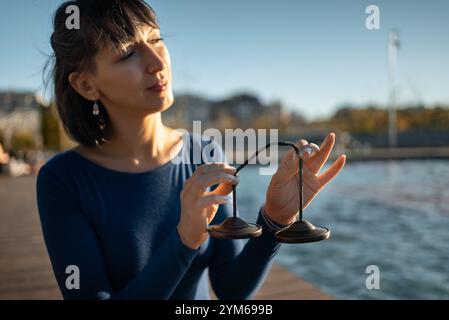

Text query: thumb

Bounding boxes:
[274,151,299,183]
[275,140,313,183]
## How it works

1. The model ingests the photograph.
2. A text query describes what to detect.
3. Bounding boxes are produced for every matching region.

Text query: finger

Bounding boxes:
[281,137,305,158]
[208,180,236,196]
[308,133,336,174]
[276,139,308,181]
[294,139,319,161]
[298,164,322,193]
[298,145,318,161]
[297,143,321,166]
[196,194,228,210]
[197,172,239,193]
[205,205,219,225]
[307,143,320,159]
[317,154,346,186]
[288,138,308,162]
[198,194,228,225]
[183,163,239,197]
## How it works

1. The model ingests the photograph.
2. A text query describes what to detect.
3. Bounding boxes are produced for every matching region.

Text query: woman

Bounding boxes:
[37,0,346,300]
[0,142,10,175]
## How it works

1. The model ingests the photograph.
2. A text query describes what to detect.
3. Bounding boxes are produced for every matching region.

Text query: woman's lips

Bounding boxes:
[147,80,168,92]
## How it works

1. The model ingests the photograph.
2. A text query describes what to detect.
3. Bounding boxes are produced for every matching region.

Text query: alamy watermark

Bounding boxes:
[65,265,80,290]
[365,5,380,30]
[365,265,381,290]
[169,121,281,176]
[65,5,80,30]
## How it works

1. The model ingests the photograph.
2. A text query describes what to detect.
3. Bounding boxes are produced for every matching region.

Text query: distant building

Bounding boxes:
[0,91,39,112]
[0,91,42,150]
[211,94,264,125]
[163,94,212,129]
[162,92,288,131]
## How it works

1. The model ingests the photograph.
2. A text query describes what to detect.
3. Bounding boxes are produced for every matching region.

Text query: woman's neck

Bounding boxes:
[100,112,167,160]
[76,112,183,172]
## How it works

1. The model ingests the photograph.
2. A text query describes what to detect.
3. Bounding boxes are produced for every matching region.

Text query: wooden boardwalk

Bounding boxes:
[0,175,331,300]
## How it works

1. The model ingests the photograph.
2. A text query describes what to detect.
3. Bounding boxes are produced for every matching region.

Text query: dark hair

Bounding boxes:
[44,0,160,148]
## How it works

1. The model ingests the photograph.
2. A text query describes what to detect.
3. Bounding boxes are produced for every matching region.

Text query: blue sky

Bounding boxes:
[0,0,448,120]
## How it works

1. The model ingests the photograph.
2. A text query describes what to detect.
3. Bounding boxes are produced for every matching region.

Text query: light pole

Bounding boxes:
[388,30,400,148]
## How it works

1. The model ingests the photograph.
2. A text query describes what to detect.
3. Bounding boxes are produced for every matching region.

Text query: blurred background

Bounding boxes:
[0,0,448,299]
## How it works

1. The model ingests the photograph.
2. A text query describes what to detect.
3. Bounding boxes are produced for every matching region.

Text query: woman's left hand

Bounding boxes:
[263,133,346,225]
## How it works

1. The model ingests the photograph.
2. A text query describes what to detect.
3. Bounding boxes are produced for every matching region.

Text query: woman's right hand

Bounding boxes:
[177,162,239,250]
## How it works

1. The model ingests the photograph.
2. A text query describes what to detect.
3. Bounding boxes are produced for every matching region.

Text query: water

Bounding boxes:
[236,159,449,299]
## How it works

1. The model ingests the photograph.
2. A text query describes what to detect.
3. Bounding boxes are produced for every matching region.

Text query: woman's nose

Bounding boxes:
[143,44,167,74]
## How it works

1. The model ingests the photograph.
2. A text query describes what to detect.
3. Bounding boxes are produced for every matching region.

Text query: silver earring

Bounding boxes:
[99,116,106,130]
[92,100,99,116]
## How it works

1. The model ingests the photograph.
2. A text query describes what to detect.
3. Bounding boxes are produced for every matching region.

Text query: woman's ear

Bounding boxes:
[68,71,99,101]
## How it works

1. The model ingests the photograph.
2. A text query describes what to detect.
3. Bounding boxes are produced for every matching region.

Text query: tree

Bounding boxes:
[11,130,36,152]
[40,102,61,151]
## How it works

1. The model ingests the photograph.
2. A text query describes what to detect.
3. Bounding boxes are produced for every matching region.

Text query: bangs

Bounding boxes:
[80,0,160,54]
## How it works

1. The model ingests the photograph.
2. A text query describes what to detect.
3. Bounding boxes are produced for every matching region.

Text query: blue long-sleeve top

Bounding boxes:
[36,132,283,300]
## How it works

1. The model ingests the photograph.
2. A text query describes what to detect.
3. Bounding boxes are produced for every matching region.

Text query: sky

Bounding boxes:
[0,0,448,120]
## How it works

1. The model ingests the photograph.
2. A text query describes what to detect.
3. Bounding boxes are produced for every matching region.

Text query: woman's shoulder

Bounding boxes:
[36,148,81,182]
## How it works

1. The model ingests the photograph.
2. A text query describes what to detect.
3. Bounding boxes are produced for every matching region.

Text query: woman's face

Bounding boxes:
[92,24,174,116]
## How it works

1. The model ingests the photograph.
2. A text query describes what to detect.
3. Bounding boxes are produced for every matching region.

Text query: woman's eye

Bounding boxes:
[120,49,135,61]
[118,38,163,61]
[149,37,164,45]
